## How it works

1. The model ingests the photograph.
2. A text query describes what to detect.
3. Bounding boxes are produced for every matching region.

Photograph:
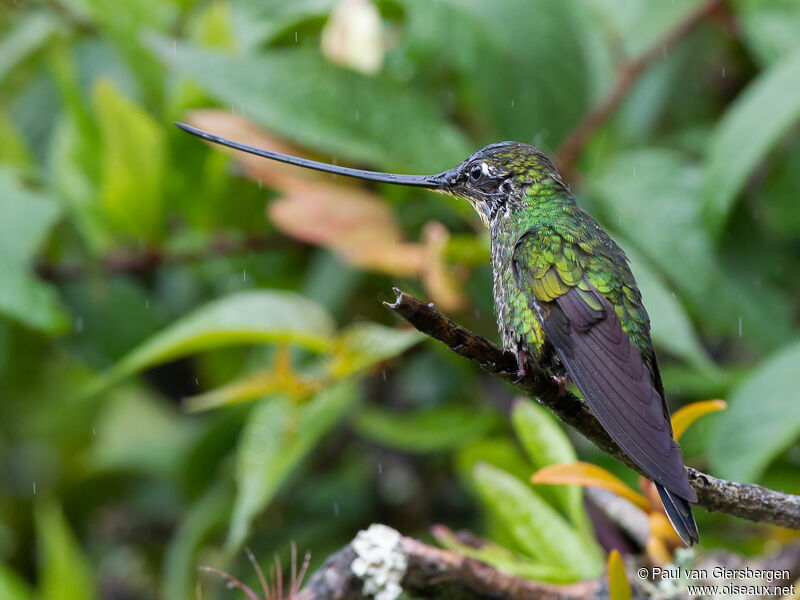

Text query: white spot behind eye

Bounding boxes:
[481,162,490,176]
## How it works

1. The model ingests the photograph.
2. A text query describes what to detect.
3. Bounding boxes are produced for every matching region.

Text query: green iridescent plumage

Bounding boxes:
[470,143,697,545]
[176,124,700,546]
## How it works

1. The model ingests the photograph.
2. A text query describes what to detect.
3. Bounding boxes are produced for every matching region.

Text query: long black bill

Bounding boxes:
[174,122,452,189]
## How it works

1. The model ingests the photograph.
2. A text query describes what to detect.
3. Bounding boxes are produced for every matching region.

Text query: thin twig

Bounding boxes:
[385,288,800,530]
[555,0,722,177]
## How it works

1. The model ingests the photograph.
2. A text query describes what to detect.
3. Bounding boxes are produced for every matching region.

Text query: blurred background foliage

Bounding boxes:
[1,0,799,598]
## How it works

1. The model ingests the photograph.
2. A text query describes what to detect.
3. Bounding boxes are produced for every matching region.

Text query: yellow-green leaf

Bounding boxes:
[93,78,166,240]
[87,291,334,396]
[671,399,727,441]
[0,563,33,600]
[35,501,96,600]
[511,399,588,534]
[228,381,359,551]
[473,463,604,579]
[704,48,800,235]
[531,462,650,512]
[432,526,575,583]
[608,550,631,600]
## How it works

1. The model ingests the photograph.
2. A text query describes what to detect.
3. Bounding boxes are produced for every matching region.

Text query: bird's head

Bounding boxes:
[435,141,562,227]
[175,124,562,228]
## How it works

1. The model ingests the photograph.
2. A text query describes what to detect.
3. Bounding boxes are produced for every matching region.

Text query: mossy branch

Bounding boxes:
[385,288,800,530]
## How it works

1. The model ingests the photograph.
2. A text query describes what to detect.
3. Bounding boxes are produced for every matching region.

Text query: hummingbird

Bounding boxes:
[175,122,699,545]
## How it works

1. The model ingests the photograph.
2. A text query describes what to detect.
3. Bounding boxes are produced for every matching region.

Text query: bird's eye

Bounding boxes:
[469,164,484,180]
[499,180,512,194]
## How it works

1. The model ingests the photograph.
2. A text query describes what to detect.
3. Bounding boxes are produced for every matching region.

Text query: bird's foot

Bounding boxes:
[552,375,567,398]
[513,349,527,383]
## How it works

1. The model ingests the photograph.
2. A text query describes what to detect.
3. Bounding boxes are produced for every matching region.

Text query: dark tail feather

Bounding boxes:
[656,483,699,546]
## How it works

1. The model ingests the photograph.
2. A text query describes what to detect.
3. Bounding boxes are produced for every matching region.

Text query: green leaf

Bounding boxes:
[329,323,423,377]
[0,256,69,334]
[49,115,108,251]
[230,0,338,49]
[0,171,67,333]
[35,501,96,600]
[228,381,359,550]
[152,40,468,171]
[0,170,62,265]
[0,563,33,600]
[355,404,499,453]
[433,527,575,583]
[190,0,236,50]
[733,0,800,65]
[456,438,537,487]
[703,48,800,234]
[88,291,334,395]
[402,0,593,146]
[708,339,800,482]
[0,112,33,170]
[471,463,603,579]
[511,399,588,534]
[583,0,704,58]
[590,148,793,350]
[82,0,175,99]
[84,389,200,477]
[0,12,57,85]
[93,78,166,240]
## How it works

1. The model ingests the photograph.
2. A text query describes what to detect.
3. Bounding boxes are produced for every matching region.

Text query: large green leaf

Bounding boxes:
[152,40,468,171]
[590,148,793,350]
[471,463,603,579]
[511,400,588,535]
[703,49,800,234]
[88,291,334,395]
[708,340,800,482]
[401,0,594,147]
[35,502,96,600]
[228,381,359,550]
[93,78,166,240]
[434,527,574,583]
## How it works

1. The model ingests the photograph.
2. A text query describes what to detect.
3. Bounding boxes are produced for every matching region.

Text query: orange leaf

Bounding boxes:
[649,512,682,547]
[671,399,727,440]
[645,536,672,567]
[607,550,631,600]
[531,462,650,511]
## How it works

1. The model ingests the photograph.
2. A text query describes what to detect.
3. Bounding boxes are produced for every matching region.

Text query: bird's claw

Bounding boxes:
[513,349,527,384]
[552,375,567,397]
